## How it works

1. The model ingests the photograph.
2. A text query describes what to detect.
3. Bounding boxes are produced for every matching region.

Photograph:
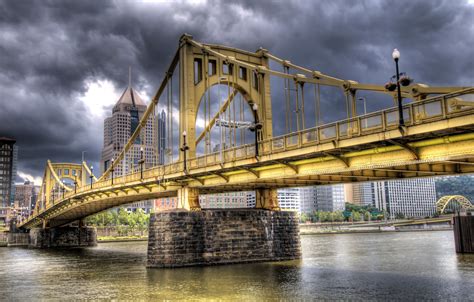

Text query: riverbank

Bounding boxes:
[299,218,452,235]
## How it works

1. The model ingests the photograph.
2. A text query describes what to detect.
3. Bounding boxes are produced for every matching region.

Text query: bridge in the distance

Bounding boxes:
[16,35,474,264]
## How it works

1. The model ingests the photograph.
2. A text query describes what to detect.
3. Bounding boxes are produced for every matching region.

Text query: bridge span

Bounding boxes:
[16,35,474,265]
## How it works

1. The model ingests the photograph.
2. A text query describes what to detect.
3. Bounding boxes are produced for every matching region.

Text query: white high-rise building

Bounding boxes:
[277,185,346,213]
[349,178,437,218]
[376,178,437,219]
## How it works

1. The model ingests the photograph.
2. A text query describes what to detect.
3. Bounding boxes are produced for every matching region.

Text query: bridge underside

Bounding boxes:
[20,109,474,229]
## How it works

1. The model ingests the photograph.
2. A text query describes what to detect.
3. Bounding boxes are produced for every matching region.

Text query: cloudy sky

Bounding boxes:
[0,0,473,184]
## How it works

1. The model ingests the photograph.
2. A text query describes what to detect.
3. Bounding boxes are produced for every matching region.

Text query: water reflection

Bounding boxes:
[1,231,474,300]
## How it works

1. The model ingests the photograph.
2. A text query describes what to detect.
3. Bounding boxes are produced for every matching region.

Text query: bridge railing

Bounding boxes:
[256,88,474,154]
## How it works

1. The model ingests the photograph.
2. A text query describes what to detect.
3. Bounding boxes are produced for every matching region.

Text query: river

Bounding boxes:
[1,231,473,300]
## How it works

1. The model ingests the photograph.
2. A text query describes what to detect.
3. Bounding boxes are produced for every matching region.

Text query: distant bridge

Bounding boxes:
[436,195,474,214]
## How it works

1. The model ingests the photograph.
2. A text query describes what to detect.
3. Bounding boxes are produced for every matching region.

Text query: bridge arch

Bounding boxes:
[436,195,474,214]
[179,36,273,159]
[194,81,258,155]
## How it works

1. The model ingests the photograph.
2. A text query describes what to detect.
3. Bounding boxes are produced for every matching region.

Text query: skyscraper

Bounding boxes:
[101,85,156,175]
[0,137,17,207]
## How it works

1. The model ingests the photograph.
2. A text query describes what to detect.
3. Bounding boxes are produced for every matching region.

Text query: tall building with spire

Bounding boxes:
[101,83,156,176]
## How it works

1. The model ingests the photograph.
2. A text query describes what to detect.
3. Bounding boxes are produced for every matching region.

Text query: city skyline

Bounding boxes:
[0,0,473,182]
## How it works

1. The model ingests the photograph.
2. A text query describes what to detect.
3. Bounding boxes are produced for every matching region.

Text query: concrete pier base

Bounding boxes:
[29,227,97,248]
[147,209,301,268]
[453,216,474,253]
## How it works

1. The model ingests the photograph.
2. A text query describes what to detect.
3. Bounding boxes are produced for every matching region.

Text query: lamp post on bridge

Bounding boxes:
[61,180,65,199]
[180,131,190,172]
[252,103,262,158]
[90,165,94,190]
[392,48,404,127]
[74,175,77,194]
[138,147,145,179]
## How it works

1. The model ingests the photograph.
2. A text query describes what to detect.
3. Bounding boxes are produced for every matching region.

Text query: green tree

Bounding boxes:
[118,208,129,225]
[364,211,371,222]
[300,212,309,223]
[352,211,361,221]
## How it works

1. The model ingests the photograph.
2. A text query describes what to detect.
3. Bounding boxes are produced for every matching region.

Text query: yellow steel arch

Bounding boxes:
[436,195,474,214]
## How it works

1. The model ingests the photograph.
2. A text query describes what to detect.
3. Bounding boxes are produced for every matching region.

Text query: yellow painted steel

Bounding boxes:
[436,195,474,214]
[17,37,474,230]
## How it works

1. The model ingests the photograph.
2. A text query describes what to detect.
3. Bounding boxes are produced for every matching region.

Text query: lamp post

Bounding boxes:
[90,165,94,189]
[252,103,262,157]
[61,180,65,199]
[180,131,190,172]
[138,147,145,179]
[392,48,404,127]
[74,175,78,194]
[110,158,115,185]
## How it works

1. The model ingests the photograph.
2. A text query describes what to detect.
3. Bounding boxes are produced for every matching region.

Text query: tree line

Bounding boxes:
[86,208,150,236]
[299,203,386,223]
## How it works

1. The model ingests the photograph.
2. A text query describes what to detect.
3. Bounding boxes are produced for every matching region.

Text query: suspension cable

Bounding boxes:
[300,82,305,130]
[314,83,321,126]
[295,80,300,132]
[284,65,290,133]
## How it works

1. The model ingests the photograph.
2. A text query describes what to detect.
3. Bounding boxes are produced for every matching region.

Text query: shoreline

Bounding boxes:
[300,228,452,235]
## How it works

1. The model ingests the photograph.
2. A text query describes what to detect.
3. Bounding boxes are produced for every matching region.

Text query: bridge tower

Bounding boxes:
[177,34,273,160]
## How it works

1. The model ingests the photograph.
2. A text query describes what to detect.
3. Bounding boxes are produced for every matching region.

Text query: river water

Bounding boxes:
[1,231,473,300]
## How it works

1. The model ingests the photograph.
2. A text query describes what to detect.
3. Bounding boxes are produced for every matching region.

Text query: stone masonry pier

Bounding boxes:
[29,227,97,248]
[147,209,301,268]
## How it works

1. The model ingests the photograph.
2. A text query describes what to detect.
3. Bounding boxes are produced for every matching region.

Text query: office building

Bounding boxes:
[14,180,37,213]
[101,84,157,175]
[376,178,437,218]
[277,185,346,213]
[349,178,437,218]
[0,137,17,207]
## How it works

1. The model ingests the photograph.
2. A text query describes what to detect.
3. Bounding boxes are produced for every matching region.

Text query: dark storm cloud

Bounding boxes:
[0,0,472,181]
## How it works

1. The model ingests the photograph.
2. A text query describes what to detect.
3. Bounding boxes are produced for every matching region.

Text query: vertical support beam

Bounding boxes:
[256,49,273,140]
[177,187,201,211]
[255,188,280,210]
[45,167,52,208]
[179,35,197,160]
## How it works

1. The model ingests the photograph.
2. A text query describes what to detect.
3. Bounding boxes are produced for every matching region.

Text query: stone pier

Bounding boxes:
[453,215,474,253]
[147,209,301,268]
[29,227,97,248]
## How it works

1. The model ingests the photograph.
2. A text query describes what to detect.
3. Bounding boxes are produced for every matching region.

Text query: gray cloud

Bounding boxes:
[0,0,472,182]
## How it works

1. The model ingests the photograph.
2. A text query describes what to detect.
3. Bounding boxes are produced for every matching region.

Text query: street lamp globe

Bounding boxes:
[392,48,400,60]
[182,130,187,137]
[252,103,258,111]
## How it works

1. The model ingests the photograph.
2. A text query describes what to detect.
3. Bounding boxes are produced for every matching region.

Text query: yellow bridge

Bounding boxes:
[18,35,474,229]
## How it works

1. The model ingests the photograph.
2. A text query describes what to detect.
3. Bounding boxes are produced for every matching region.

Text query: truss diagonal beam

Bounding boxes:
[196,89,238,145]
